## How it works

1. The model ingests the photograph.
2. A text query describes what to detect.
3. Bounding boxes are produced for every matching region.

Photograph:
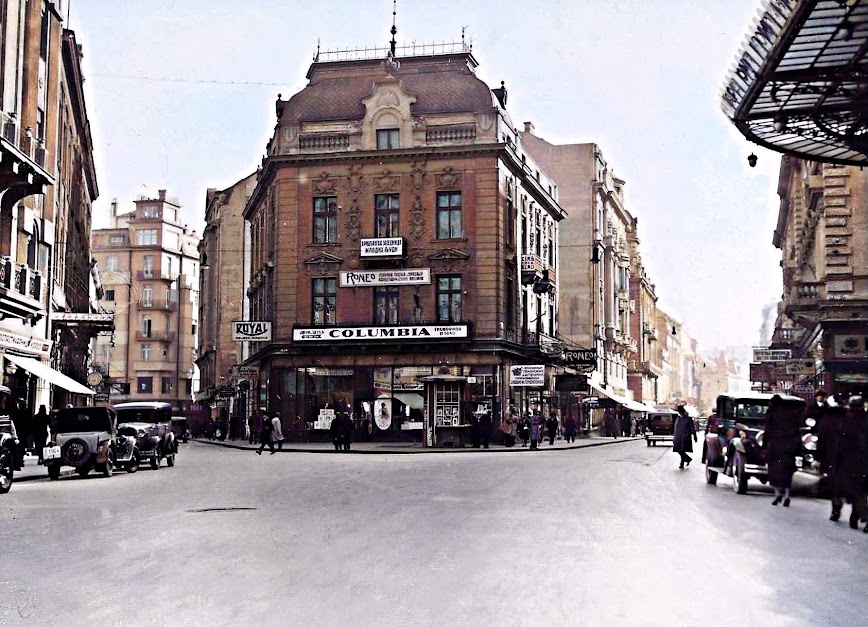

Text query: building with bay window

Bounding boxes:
[239,41,565,445]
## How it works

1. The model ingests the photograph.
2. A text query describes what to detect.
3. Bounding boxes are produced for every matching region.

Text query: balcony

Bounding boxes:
[136,268,177,281]
[520,254,543,284]
[0,257,44,320]
[785,281,823,315]
[426,125,476,144]
[136,299,179,312]
[299,133,349,152]
[135,330,177,342]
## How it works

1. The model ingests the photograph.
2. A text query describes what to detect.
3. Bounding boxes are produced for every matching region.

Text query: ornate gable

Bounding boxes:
[360,79,417,150]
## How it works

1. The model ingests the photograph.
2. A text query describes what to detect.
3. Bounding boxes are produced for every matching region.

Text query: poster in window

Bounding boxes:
[374,399,392,430]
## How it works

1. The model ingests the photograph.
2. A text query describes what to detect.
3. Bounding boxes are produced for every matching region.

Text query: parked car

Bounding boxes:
[171,416,190,443]
[115,424,141,473]
[0,385,20,494]
[704,392,805,494]
[644,409,678,446]
[45,406,117,479]
[113,402,176,470]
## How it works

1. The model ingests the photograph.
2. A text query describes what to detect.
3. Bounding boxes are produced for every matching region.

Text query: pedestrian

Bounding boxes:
[546,412,558,446]
[271,412,284,451]
[764,394,802,507]
[529,408,542,450]
[620,410,631,437]
[502,404,518,447]
[673,405,697,469]
[330,413,342,452]
[256,412,275,455]
[11,399,31,461]
[603,407,618,438]
[339,412,353,451]
[32,405,49,464]
[824,396,867,531]
[247,411,258,445]
[468,407,481,448]
[816,397,846,522]
[564,414,577,443]
[806,389,827,431]
[518,414,530,447]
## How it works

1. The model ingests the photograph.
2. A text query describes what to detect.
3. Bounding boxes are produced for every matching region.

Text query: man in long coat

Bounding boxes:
[673,405,697,469]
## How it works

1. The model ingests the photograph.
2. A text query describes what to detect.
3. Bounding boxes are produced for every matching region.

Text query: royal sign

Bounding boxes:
[340,268,430,287]
[232,321,272,341]
[293,324,468,342]
[360,238,404,257]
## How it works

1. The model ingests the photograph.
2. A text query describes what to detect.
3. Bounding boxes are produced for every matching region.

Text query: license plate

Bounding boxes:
[43,446,61,460]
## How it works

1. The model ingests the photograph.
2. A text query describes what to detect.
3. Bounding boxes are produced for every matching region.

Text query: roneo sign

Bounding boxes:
[293,324,468,342]
[562,349,597,371]
[232,321,272,341]
[340,268,430,287]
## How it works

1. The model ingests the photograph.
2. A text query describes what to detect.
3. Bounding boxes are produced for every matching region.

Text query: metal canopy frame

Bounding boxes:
[723,0,868,165]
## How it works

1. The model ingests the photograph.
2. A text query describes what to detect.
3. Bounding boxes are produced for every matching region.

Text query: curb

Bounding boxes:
[191,436,643,455]
[14,467,76,483]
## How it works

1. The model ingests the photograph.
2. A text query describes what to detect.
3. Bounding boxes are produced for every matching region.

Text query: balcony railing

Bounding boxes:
[137,299,179,311]
[136,268,177,281]
[135,330,177,341]
[0,258,42,302]
[426,125,476,143]
[299,133,349,151]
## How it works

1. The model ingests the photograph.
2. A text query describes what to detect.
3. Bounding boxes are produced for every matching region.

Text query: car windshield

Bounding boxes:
[55,409,112,433]
[734,402,768,422]
[115,407,171,424]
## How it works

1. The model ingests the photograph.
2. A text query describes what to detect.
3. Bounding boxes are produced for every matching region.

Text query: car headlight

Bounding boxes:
[803,434,818,451]
[137,430,146,438]
[803,454,814,463]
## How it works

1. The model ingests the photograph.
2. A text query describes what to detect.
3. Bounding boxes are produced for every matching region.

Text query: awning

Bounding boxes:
[589,382,649,412]
[4,353,95,396]
[376,392,425,409]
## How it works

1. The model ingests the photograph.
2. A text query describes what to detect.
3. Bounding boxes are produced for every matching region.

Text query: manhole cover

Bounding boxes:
[187,507,257,513]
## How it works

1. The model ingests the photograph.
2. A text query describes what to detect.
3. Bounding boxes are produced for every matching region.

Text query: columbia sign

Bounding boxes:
[232,321,272,341]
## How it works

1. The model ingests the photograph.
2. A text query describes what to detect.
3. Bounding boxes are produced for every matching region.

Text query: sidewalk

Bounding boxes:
[193,435,644,455]
[13,454,76,483]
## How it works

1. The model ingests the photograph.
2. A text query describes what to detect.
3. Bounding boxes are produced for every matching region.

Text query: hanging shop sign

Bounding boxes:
[232,321,272,342]
[360,238,404,257]
[509,365,545,387]
[340,268,430,287]
[752,348,791,362]
[832,335,868,359]
[561,348,597,372]
[834,373,868,384]
[293,324,468,342]
[229,365,259,378]
[0,330,51,356]
[784,359,816,376]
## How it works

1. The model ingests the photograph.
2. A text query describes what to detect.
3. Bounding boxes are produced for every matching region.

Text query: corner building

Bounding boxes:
[244,46,564,444]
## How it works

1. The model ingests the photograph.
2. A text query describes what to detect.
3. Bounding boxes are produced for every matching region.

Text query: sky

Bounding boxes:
[68,0,784,353]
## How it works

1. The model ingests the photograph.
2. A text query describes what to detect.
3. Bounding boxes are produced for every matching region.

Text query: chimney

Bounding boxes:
[524,121,535,135]
[158,189,166,201]
[110,198,118,228]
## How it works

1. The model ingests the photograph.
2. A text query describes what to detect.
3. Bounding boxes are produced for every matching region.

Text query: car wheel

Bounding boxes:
[646,440,651,447]
[0,447,13,494]
[150,455,160,470]
[102,450,114,478]
[705,463,718,485]
[76,466,90,477]
[48,463,61,480]
[126,450,140,473]
[732,458,748,494]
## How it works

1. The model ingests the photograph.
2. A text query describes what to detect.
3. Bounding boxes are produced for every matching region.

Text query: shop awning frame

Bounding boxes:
[588,382,650,412]
[4,353,95,396]
[722,0,868,165]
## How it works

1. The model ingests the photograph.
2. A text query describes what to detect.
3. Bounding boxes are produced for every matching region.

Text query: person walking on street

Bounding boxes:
[501,404,518,447]
[546,413,558,446]
[764,395,801,507]
[271,412,284,451]
[256,413,275,455]
[330,413,342,452]
[32,405,49,464]
[826,396,867,531]
[673,405,697,469]
[340,412,353,451]
[529,408,542,450]
[806,389,827,431]
[518,414,530,447]
[479,409,492,449]
[564,414,577,443]
[247,412,259,445]
[816,397,847,522]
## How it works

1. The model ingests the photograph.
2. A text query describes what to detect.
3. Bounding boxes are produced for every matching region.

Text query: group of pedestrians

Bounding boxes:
[329,412,354,452]
[6,400,50,466]
[504,406,572,450]
[251,410,284,455]
[602,408,639,438]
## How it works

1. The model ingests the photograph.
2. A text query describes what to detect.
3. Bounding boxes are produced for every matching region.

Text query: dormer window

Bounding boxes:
[376,128,400,150]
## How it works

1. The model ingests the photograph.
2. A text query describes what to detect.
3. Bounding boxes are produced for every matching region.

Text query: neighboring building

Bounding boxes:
[627,242,662,407]
[196,172,256,433]
[698,350,750,414]
[769,157,868,397]
[240,41,565,444]
[0,1,106,411]
[92,191,199,411]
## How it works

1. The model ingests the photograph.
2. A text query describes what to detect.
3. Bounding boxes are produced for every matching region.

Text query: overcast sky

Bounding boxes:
[69,0,782,352]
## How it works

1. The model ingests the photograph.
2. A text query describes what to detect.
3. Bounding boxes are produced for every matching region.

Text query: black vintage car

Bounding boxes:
[45,406,117,479]
[113,402,176,470]
[0,385,19,494]
[644,409,678,446]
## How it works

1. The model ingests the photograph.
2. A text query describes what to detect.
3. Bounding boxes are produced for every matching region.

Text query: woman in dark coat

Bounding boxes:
[764,395,802,507]
[672,405,697,469]
[832,396,867,530]
[816,399,846,521]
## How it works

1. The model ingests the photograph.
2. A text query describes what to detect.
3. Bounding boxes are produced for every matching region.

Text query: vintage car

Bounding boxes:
[114,401,176,470]
[115,424,141,473]
[45,406,118,479]
[704,392,805,494]
[644,409,678,446]
[171,416,190,443]
[0,385,20,494]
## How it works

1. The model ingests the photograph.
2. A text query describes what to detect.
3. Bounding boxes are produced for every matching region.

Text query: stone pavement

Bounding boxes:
[12,454,75,483]
[193,434,643,454]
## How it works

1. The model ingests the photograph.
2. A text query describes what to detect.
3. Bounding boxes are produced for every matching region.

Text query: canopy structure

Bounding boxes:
[589,383,649,412]
[722,0,868,165]
[4,354,95,396]
[376,392,425,409]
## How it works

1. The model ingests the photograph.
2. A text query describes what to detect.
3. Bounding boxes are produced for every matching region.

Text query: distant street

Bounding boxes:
[2,441,866,627]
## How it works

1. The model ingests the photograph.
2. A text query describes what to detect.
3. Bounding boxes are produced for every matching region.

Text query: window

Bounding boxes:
[142,205,160,219]
[137,229,158,246]
[142,285,153,307]
[109,235,125,245]
[143,255,154,277]
[436,192,463,239]
[436,276,462,322]
[142,317,152,337]
[312,278,336,325]
[313,196,338,243]
[106,256,119,271]
[185,379,193,395]
[375,194,400,238]
[141,344,151,360]
[137,376,153,394]
[374,286,399,324]
[161,376,173,394]
[105,289,115,302]
[506,198,515,247]
[376,129,400,150]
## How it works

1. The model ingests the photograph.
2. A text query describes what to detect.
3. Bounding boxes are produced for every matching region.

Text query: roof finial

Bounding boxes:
[390,0,397,57]
[314,38,320,62]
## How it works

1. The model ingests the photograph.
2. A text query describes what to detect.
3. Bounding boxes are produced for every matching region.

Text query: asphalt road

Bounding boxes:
[1,441,866,627]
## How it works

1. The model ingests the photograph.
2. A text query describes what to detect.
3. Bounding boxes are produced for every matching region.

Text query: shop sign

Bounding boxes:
[94,393,110,403]
[400,422,424,430]
[340,268,430,287]
[834,373,868,384]
[293,324,468,342]
[360,238,404,257]
[562,349,597,372]
[833,335,868,359]
[792,383,815,394]
[750,362,785,383]
[752,348,791,362]
[509,365,545,387]
[229,365,259,378]
[308,367,353,377]
[785,359,816,376]
[232,321,272,341]
[215,386,234,399]
[0,330,52,355]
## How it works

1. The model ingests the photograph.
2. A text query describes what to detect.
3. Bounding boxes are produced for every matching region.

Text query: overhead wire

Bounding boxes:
[92,73,292,87]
